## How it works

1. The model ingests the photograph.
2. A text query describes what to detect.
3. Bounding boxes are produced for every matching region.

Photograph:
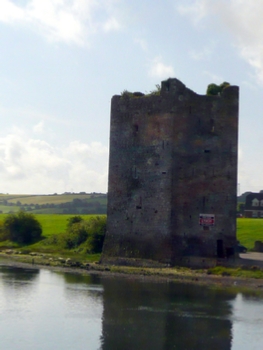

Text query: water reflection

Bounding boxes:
[1,263,263,350]
[0,265,39,284]
[0,265,40,305]
[59,272,104,321]
[100,278,234,350]
[230,293,263,350]
[0,265,103,350]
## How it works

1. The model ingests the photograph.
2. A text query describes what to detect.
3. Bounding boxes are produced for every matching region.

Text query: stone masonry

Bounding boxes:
[102,78,239,265]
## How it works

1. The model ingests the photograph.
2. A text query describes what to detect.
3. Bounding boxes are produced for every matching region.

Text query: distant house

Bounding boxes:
[244,193,263,218]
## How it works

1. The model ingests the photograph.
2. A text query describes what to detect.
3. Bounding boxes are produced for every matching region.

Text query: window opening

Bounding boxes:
[217,240,224,258]
[134,124,138,132]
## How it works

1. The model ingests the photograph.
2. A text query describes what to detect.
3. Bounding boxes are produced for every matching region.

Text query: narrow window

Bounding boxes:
[134,124,138,132]
[210,118,215,132]
[217,240,224,258]
[132,166,137,179]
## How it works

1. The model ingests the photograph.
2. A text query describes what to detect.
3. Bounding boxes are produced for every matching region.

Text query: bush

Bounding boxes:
[3,210,42,244]
[60,215,106,253]
[62,221,89,249]
[67,215,83,229]
[0,221,7,241]
[86,216,107,253]
[206,82,230,96]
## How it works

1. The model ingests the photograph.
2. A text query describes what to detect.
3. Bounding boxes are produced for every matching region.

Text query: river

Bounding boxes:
[0,262,263,350]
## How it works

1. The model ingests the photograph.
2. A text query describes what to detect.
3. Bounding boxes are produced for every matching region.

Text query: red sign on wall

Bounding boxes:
[199,214,215,226]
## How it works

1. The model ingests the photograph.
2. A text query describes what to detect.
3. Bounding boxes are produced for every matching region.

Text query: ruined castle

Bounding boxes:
[103,78,239,265]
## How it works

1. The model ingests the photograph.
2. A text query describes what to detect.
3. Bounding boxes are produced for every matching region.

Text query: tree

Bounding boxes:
[3,210,42,244]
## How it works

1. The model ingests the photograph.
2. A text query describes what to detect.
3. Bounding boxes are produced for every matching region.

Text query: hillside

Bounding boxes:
[0,192,107,214]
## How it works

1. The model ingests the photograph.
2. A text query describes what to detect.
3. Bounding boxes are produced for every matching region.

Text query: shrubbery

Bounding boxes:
[206,82,230,96]
[47,215,106,253]
[1,210,42,244]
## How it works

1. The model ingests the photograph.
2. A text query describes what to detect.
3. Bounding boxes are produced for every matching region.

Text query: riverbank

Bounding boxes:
[2,251,263,293]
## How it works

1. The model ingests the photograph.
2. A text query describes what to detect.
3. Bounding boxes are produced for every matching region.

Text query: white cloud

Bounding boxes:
[0,0,25,22]
[189,43,215,61]
[178,0,263,84]
[0,131,109,194]
[177,0,209,23]
[0,0,121,45]
[103,17,120,32]
[148,56,175,79]
[203,71,223,83]
[33,121,44,133]
[134,38,148,52]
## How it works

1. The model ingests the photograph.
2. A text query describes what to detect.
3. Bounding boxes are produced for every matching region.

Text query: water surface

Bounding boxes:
[0,262,263,350]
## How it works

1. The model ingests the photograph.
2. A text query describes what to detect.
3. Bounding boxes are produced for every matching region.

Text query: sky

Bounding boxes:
[0,0,263,195]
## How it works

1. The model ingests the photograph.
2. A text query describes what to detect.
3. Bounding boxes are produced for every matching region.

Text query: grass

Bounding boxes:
[0,213,105,237]
[207,266,263,279]
[0,213,89,237]
[0,205,22,213]
[237,218,263,250]
[0,214,106,259]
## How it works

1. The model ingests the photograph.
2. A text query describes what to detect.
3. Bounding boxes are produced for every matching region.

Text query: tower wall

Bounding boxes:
[103,78,239,264]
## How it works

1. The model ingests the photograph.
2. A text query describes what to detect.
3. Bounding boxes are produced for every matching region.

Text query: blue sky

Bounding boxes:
[0,0,262,194]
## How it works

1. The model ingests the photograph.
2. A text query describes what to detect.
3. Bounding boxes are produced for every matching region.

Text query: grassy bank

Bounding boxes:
[2,252,263,295]
[0,214,106,263]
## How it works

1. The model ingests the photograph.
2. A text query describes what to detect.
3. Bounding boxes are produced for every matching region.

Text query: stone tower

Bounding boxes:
[103,78,239,265]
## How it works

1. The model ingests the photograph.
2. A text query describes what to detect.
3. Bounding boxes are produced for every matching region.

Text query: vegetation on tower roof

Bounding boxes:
[120,84,161,99]
[206,82,230,96]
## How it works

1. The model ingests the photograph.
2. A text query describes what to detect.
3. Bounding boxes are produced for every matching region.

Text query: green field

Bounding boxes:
[0,213,99,238]
[237,218,263,250]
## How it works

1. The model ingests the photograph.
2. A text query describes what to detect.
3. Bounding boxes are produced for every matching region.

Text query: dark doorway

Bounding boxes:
[217,239,224,258]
